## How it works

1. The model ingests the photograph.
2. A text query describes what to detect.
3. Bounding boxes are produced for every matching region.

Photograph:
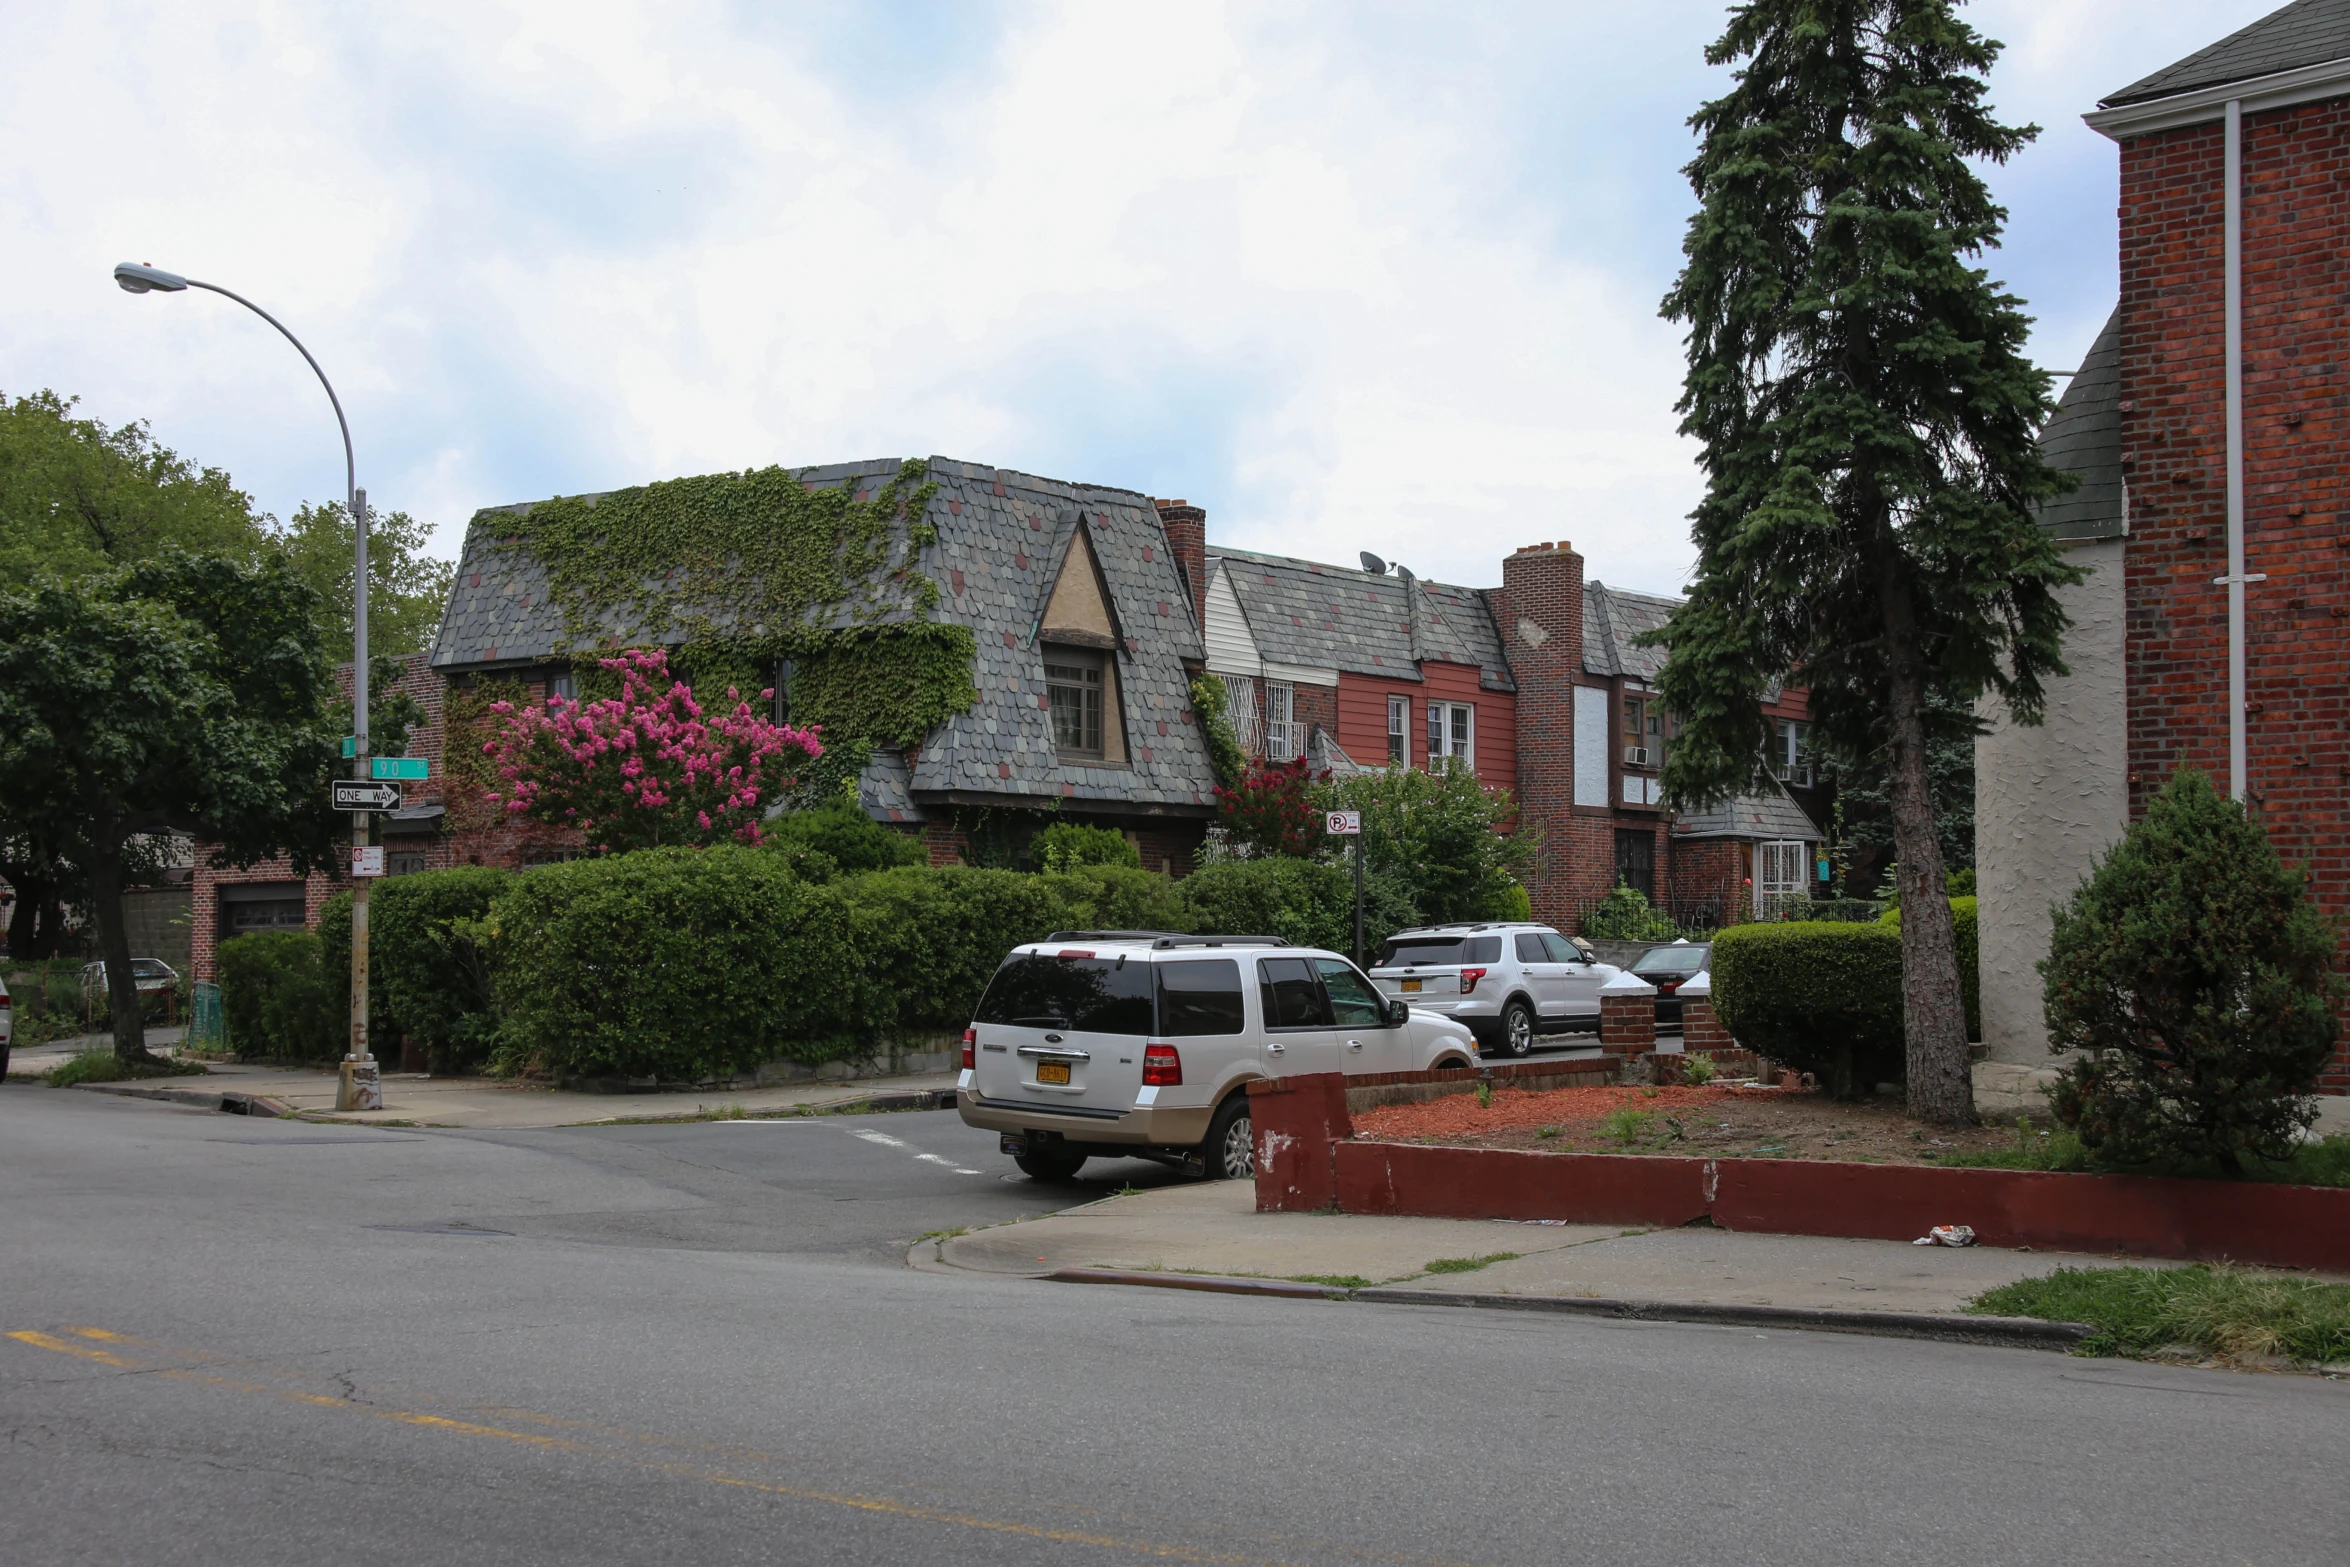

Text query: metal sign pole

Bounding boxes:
[339,486,381,1112]
[1353,831,1365,968]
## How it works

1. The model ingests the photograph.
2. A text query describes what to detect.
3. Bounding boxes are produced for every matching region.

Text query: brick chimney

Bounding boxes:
[1153,499,1209,632]
[1497,541,1588,928]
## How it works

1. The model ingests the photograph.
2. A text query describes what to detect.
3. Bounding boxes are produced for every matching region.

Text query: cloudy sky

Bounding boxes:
[0,1,2279,598]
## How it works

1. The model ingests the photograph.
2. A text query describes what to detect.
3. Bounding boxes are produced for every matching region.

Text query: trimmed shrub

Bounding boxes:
[486,845,861,1082]
[371,867,513,1073]
[1030,821,1141,873]
[1710,921,1904,1096]
[2042,766,2342,1174]
[1580,884,1679,942]
[218,931,337,1063]
[1879,895,1980,1042]
[318,891,395,1059]
[763,796,925,876]
[1176,856,1415,957]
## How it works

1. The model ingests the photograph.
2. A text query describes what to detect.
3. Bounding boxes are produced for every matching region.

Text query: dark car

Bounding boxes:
[1630,942,1711,1028]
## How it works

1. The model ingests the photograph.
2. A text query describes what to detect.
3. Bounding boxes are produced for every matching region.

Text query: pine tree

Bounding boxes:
[1651,0,2080,1125]
[2043,768,2341,1174]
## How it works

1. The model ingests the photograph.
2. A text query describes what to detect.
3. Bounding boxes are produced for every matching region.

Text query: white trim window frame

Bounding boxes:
[1426,700,1474,771]
[1755,839,1809,919]
[1264,679,1298,763]
[1386,694,1408,764]
[1772,718,1813,788]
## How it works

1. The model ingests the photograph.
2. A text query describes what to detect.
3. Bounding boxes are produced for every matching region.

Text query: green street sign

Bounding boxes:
[371,757,429,781]
[342,736,359,758]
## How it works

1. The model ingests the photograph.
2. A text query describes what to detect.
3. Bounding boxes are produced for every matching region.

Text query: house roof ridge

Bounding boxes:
[2101,0,2350,109]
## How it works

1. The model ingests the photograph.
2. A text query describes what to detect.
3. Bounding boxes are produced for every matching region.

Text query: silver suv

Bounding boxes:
[1367,923,1624,1058]
[956,932,1480,1183]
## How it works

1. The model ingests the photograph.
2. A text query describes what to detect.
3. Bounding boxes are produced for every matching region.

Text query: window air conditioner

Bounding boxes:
[1624,746,1651,767]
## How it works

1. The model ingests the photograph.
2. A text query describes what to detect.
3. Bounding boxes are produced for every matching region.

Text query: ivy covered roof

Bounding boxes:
[431,456,1217,818]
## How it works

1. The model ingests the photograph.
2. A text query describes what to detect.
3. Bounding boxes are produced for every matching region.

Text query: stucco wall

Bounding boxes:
[1975,538,2127,1065]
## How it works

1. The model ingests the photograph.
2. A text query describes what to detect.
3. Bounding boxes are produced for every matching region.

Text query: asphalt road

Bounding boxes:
[3,1086,2344,1567]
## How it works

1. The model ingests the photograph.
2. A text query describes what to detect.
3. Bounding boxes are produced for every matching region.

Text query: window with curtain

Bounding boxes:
[1426,702,1474,770]
[1045,646,1105,758]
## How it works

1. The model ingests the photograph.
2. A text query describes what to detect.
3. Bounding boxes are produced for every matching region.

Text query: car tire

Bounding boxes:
[1499,999,1536,1058]
[1013,1148,1088,1182]
[1204,1095,1254,1181]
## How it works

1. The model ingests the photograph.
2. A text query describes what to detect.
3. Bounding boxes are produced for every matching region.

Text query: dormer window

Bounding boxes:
[1045,646,1106,758]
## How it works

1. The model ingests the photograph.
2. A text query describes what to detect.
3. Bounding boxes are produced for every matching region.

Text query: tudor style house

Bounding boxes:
[1976,0,2350,1101]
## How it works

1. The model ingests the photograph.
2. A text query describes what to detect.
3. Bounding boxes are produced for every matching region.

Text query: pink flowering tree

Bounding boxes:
[481,647,824,852]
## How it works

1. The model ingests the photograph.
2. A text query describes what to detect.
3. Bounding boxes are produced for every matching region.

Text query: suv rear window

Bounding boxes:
[1377,935,1501,966]
[1631,945,1708,975]
[974,954,1155,1035]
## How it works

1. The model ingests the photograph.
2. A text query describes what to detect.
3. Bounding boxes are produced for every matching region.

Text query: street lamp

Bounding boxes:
[114,260,383,1113]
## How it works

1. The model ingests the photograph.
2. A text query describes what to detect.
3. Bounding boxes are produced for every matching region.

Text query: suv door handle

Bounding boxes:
[1345,1040,1363,1051]
[1266,1042,1286,1054]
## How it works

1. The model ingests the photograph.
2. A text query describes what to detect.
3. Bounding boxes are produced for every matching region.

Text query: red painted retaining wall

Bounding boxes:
[1251,1072,2350,1271]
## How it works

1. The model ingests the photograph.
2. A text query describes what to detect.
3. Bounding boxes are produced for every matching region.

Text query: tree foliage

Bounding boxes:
[271,499,456,657]
[1213,757,1331,859]
[1648,0,2079,1124]
[0,552,341,1056]
[1317,763,1534,926]
[2042,769,2342,1175]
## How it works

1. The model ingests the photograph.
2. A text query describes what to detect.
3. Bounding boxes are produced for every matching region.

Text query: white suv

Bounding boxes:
[1367,923,1623,1058]
[955,931,1480,1182]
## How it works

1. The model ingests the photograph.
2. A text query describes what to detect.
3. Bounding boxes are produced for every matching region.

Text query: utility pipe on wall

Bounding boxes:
[2223,99,2251,802]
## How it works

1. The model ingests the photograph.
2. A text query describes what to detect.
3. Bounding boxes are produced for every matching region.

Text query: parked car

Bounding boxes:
[956,931,1480,1183]
[1366,922,1623,1058]
[80,959,180,1018]
[1629,941,1711,1028]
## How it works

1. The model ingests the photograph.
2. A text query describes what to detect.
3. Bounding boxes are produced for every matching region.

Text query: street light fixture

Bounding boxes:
[114,260,382,1113]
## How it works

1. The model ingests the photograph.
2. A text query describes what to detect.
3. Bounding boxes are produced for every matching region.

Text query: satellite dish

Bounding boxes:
[1358,551,1387,576]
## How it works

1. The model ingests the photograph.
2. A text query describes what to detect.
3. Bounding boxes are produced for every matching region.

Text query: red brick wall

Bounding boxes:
[2118,97,2350,1091]
[1494,542,1586,926]
[1153,501,1209,631]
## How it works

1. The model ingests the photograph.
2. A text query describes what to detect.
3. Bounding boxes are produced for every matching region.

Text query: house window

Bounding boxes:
[1614,830,1656,901]
[1426,702,1473,770]
[1046,646,1106,758]
[1623,694,1663,768]
[1756,840,1809,918]
[772,658,795,725]
[386,847,430,878]
[1772,718,1813,787]
[1265,680,1298,762]
[547,670,577,703]
[1386,696,1408,764]
[1220,675,1263,757]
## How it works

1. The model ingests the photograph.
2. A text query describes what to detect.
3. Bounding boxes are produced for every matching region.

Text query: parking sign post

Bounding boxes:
[1325,810,1364,964]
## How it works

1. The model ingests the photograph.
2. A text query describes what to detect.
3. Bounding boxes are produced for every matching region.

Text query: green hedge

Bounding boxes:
[1710,921,1905,1095]
[1176,856,1414,957]
[372,867,513,1073]
[1879,896,1980,1043]
[218,931,337,1063]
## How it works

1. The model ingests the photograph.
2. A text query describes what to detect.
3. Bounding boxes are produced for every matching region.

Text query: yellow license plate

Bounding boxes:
[1036,1060,1071,1085]
[1401,979,1422,992]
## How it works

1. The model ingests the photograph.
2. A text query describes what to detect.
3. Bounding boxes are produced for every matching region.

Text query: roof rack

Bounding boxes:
[1149,935,1291,950]
[1041,930,1188,943]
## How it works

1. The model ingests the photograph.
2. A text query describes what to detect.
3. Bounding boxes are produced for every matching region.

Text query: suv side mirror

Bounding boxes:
[1384,997,1409,1027]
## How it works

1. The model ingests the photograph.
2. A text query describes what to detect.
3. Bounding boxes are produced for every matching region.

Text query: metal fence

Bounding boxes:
[188,982,225,1053]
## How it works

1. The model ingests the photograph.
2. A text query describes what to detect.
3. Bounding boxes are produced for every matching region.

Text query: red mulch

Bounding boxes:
[1356,1084,1771,1139]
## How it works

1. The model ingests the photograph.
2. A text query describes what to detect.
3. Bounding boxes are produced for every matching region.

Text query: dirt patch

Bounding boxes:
[1350,1083,2026,1166]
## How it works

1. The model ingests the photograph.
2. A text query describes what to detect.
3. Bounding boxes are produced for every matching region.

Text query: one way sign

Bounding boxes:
[332,780,401,812]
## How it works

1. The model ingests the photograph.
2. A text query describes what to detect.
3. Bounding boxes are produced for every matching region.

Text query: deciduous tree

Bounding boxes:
[1651,0,2079,1125]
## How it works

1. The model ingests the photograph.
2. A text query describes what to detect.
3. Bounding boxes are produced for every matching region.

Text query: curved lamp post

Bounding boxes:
[114,261,382,1112]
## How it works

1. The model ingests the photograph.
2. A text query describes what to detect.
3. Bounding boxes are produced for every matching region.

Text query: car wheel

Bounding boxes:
[1205,1096,1254,1180]
[1500,999,1536,1058]
[1013,1148,1087,1182]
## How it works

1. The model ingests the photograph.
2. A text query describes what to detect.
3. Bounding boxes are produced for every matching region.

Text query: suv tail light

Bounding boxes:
[1458,967,1487,995]
[1142,1043,1182,1086]
[960,1028,976,1070]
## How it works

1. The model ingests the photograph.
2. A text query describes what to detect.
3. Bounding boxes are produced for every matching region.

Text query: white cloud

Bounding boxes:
[0,0,2285,601]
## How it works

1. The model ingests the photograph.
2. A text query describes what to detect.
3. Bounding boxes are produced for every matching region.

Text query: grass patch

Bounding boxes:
[44,1048,209,1087]
[1940,1123,2350,1188]
[1288,1274,1372,1290]
[916,1226,971,1243]
[1423,1252,1521,1275]
[1600,1108,1657,1146]
[1973,1264,2350,1366]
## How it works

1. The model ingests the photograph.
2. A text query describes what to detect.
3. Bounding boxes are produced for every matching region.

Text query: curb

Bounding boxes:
[69,1083,295,1117]
[1038,1267,2091,1350]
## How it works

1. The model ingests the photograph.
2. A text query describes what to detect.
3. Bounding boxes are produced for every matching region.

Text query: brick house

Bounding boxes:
[1977,0,2350,1098]
[1202,536,1823,933]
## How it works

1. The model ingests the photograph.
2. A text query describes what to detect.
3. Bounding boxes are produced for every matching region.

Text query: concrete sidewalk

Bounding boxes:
[934,1179,2162,1322]
[4,1051,960,1130]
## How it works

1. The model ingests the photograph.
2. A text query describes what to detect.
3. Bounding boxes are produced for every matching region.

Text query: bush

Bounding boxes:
[217,931,337,1063]
[1029,821,1141,873]
[1176,856,1415,958]
[370,867,513,1073]
[763,795,925,876]
[44,1046,205,1085]
[1580,884,1679,942]
[1215,758,1330,858]
[1318,764,1534,924]
[1710,921,1905,1096]
[319,892,393,1060]
[1879,895,1979,1042]
[2041,767,2343,1174]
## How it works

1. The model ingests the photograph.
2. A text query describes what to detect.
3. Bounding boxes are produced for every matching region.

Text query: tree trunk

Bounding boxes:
[89,851,152,1064]
[1877,569,1974,1127]
[5,868,53,960]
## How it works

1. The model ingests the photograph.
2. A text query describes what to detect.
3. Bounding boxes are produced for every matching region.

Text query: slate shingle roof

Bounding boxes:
[1202,547,1517,692]
[1673,778,1821,842]
[2037,308,2126,542]
[1582,583,1677,683]
[2104,0,2350,106]
[430,456,1216,819]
